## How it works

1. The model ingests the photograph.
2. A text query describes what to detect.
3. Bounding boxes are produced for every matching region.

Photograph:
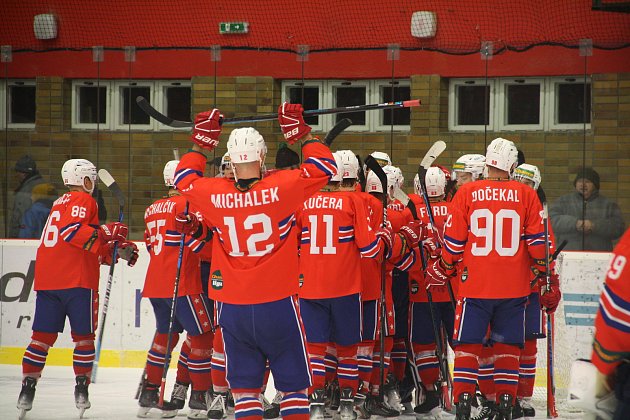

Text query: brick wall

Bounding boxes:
[2,73,628,240]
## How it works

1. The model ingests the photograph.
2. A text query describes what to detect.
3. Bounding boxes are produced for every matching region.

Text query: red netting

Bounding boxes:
[2,0,629,54]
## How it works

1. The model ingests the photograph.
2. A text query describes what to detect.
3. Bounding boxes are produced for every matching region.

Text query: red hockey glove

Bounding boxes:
[399,220,424,250]
[99,241,119,266]
[118,241,139,267]
[175,212,200,236]
[192,109,222,151]
[375,226,394,254]
[422,237,440,259]
[538,272,561,313]
[424,257,455,289]
[278,102,312,145]
[98,222,128,243]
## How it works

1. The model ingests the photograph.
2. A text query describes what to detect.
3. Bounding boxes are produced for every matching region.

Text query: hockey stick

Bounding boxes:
[92,169,126,383]
[136,96,421,128]
[538,188,558,418]
[159,202,190,406]
[364,155,389,398]
[324,118,352,146]
[356,155,367,192]
[391,186,418,220]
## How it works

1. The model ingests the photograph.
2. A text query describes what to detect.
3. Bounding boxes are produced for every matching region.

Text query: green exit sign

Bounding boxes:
[219,22,249,34]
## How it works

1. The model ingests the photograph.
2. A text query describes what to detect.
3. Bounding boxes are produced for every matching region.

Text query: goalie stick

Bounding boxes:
[136,96,420,128]
[91,169,125,383]
[363,155,389,398]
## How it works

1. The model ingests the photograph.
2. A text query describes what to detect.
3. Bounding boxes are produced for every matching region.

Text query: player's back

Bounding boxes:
[35,191,100,291]
[299,190,376,299]
[445,179,544,299]
[143,194,204,298]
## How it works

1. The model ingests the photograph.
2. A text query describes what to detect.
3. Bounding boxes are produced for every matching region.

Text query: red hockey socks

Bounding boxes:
[280,392,309,420]
[478,345,495,400]
[145,332,179,385]
[336,344,359,393]
[324,344,338,384]
[412,343,439,389]
[357,341,374,391]
[370,337,393,395]
[390,338,407,381]
[188,332,213,391]
[307,342,327,392]
[517,339,537,399]
[233,392,263,420]
[453,343,482,402]
[211,328,228,392]
[176,335,191,385]
[22,331,57,379]
[71,332,95,379]
[493,342,520,403]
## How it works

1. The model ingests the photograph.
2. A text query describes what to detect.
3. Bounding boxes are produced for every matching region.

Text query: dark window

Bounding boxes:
[78,86,106,124]
[9,85,36,124]
[381,85,411,126]
[557,83,591,124]
[165,86,191,122]
[457,85,490,125]
[335,86,366,125]
[288,86,319,126]
[122,86,151,125]
[506,84,540,125]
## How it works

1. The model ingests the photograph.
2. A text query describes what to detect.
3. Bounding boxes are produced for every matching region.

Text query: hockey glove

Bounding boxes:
[192,109,222,151]
[118,241,139,267]
[538,272,561,314]
[278,102,312,145]
[98,222,128,243]
[422,237,440,260]
[424,257,455,289]
[99,241,119,265]
[399,220,424,250]
[175,212,201,236]
[375,226,394,257]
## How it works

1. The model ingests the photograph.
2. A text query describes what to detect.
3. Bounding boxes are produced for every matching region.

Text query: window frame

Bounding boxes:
[154,80,192,131]
[7,79,37,129]
[546,77,592,131]
[497,77,545,131]
[282,80,325,132]
[373,80,412,132]
[71,80,112,130]
[113,80,155,131]
[329,80,371,132]
[448,78,496,132]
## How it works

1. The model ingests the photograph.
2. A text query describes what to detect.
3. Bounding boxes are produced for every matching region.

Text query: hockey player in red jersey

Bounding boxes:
[17,158,135,419]
[452,154,486,190]
[174,103,337,420]
[426,138,559,420]
[590,226,630,419]
[138,160,214,418]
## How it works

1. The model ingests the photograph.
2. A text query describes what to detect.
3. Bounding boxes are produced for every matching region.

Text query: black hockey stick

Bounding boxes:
[136,96,420,128]
[324,118,352,146]
[363,155,389,398]
[92,169,126,383]
[356,155,367,192]
[159,202,190,406]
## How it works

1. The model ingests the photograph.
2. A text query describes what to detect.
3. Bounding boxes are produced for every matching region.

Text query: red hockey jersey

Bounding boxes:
[442,179,546,299]
[591,227,630,375]
[174,140,336,304]
[34,191,102,291]
[359,192,384,301]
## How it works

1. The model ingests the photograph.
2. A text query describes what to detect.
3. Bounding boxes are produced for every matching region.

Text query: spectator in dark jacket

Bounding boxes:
[550,167,625,251]
[18,183,57,239]
[10,155,45,238]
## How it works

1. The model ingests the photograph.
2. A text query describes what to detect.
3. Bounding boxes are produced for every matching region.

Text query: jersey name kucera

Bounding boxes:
[210,187,280,209]
[303,195,344,210]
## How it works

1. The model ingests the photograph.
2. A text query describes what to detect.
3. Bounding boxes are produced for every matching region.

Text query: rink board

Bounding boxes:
[0,241,612,375]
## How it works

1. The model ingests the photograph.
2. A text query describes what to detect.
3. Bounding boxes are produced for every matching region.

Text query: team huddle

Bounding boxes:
[15,103,629,420]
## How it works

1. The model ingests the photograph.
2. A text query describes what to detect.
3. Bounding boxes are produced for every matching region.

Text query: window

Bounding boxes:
[281,79,411,132]
[158,82,192,129]
[8,80,36,128]
[72,80,111,129]
[449,77,591,132]
[114,81,153,130]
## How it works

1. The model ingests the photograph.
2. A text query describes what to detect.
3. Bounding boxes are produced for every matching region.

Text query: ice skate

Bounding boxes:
[226,389,235,413]
[262,393,281,419]
[137,382,179,418]
[328,379,340,412]
[74,375,91,418]
[513,398,534,419]
[17,376,37,420]
[414,387,441,419]
[187,390,209,419]
[335,387,357,420]
[383,373,403,413]
[492,393,513,420]
[310,388,326,420]
[207,391,228,420]
[353,390,370,419]
[365,393,399,417]
[170,381,189,410]
[455,392,473,420]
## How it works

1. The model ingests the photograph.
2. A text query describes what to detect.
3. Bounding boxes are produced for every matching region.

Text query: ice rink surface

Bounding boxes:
[0,365,584,420]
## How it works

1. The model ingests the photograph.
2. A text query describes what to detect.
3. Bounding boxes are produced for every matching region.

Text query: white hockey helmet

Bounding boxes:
[513,163,541,190]
[337,150,359,179]
[330,152,344,182]
[370,151,391,167]
[219,152,233,178]
[227,127,267,165]
[453,154,486,180]
[425,167,447,197]
[61,158,97,193]
[485,137,518,173]
[163,160,179,187]
[365,170,383,194]
[382,165,402,198]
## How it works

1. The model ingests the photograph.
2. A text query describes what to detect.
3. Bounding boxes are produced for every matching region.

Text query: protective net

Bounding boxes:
[2,0,629,54]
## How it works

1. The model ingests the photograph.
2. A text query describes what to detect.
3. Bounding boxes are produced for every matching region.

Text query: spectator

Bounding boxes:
[549,167,625,251]
[10,155,45,238]
[18,183,57,239]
